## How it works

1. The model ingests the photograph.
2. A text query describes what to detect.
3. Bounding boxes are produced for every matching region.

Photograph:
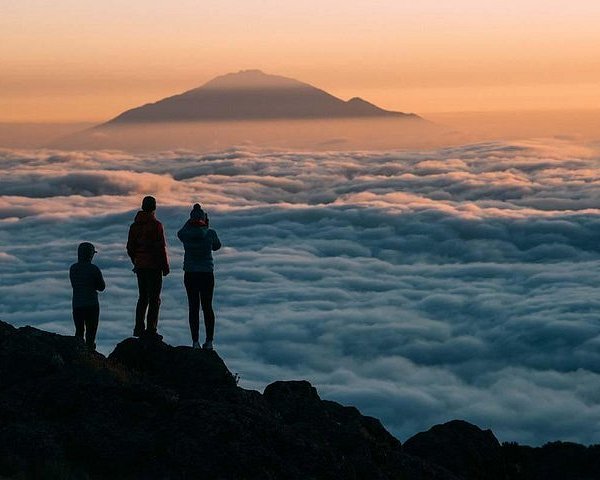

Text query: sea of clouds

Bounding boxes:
[2,140,600,445]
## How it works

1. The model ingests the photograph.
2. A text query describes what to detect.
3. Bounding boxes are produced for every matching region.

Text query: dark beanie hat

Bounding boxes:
[190,203,207,221]
[142,196,156,212]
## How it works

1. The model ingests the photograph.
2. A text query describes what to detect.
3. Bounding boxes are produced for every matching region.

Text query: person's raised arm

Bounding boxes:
[212,230,222,251]
[177,223,188,243]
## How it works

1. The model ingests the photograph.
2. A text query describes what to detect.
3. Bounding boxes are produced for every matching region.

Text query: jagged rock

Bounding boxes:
[264,380,402,455]
[4,320,599,480]
[404,419,506,480]
[0,319,15,339]
[261,380,461,480]
[0,320,455,479]
[109,336,237,398]
[502,441,600,480]
[0,323,99,388]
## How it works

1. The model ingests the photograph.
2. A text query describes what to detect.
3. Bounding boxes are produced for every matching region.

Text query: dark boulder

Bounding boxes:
[108,336,237,398]
[404,419,506,480]
[263,380,460,480]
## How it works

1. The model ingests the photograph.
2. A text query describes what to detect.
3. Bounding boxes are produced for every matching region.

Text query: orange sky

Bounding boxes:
[2,0,600,122]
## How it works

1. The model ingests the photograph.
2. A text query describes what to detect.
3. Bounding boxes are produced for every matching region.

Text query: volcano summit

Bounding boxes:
[104,69,419,124]
[54,70,429,150]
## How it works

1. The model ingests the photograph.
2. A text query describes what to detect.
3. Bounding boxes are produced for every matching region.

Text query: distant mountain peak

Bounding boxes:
[238,68,265,74]
[104,70,419,124]
[347,97,376,106]
[200,69,308,91]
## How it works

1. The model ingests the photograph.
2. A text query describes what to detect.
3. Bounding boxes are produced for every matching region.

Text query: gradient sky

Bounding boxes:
[2,0,600,121]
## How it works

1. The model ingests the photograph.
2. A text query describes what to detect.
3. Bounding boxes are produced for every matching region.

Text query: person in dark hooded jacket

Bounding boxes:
[69,242,105,349]
[127,196,170,338]
[177,204,221,350]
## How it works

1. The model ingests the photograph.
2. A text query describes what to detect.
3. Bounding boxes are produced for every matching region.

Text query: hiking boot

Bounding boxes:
[192,341,201,349]
[202,340,213,351]
[142,330,163,341]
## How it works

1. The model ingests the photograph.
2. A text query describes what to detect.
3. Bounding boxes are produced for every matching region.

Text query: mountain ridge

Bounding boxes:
[103,69,419,124]
[1,319,599,479]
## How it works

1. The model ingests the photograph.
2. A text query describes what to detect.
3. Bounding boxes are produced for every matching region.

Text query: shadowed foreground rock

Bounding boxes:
[404,420,505,480]
[1,320,599,480]
[403,420,600,480]
[0,321,454,479]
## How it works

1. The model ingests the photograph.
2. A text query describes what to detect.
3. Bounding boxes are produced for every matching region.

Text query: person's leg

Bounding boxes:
[84,305,99,350]
[73,307,84,340]
[199,272,215,342]
[134,270,149,335]
[184,272,201,343]
[146,269,163,334]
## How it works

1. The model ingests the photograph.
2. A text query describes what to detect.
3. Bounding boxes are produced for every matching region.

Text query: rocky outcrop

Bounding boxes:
[403,420,600,480]
[1,319,599,480]
[502,441,600,480]
[404,420,506,480]
[0,321,454,479]
[108,337,237,398]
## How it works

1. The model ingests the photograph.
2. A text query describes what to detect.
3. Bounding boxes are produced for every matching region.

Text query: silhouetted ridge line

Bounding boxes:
[1,319,598,479]
[103,69,419,124]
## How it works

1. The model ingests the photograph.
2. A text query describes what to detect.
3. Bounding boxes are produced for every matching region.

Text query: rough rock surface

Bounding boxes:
[0,321,454,479]
[404,420,506,480]
[2,320,599,480]
[403,419,600,480]
[502,441,600,480]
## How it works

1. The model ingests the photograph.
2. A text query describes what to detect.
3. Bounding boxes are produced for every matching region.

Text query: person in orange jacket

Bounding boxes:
[127,196,169,338]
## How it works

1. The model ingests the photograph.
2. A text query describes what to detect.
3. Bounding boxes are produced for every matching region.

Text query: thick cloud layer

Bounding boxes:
[1,141,600,445]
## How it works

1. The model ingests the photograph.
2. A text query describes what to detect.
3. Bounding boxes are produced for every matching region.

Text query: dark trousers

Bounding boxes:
[135,269,163,334]
[73,305,99,349]
[184,271,215,342]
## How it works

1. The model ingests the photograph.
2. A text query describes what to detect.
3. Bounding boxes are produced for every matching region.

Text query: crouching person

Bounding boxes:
[69,242,105,350]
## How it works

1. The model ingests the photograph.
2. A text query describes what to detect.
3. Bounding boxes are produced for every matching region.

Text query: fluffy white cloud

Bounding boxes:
[1,140,600,445]
[0,170,176,197]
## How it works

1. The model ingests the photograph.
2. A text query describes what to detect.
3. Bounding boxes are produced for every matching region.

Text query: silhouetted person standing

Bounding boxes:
[70,242,105,350]
[177,204,221,349]
[127,196,170,338]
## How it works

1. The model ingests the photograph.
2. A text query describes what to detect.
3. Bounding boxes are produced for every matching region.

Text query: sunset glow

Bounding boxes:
[3,0,600,121]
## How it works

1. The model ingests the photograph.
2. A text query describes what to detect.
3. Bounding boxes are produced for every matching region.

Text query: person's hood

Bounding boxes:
[77,242,96,262]
[134,210,156,224]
